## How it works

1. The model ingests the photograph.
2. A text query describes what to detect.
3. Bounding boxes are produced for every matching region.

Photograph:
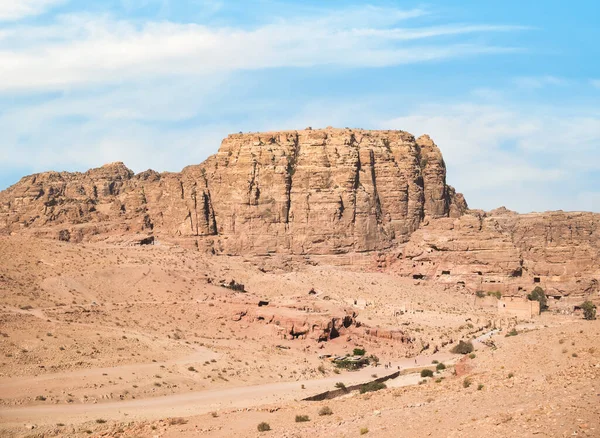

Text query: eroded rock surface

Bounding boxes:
[1,127,598,300]
[0,128,465,254]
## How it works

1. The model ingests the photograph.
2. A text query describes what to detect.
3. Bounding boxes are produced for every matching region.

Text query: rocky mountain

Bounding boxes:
[0,128,466,253]
[1,127,598,299]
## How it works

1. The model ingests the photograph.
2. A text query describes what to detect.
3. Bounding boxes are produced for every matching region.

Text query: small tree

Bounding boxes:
[581,301,597,320]
[257,422,271,432]
[527,286,548,311]
[420,369,434,378]
[353,348,366,356]
[451,340,474,355]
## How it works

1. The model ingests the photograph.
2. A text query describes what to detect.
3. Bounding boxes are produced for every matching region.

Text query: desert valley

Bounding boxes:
[0,128,598,437]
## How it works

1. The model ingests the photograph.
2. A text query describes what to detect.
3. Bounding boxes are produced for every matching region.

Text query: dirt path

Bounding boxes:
[0,353,457,427]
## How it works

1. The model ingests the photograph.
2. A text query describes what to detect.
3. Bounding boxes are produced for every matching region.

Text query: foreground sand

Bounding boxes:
[0,237,598,437]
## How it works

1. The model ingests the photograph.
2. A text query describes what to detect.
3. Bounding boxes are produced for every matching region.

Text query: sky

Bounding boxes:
[0,0,599,213]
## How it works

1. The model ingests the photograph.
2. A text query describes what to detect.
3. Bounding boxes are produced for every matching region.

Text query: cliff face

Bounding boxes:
[0,128,466,254]
[1,127,598,300]
[390,209,600,298]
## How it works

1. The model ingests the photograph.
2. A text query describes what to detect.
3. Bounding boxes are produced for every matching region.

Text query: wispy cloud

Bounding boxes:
[0,7,524,93]
[381,102,600,212]
[513,75,567,89]
[591,79,600,89]
[0,0,66,21]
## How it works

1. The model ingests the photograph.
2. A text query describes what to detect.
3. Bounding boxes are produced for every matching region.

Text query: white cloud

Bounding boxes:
[513,75,567,89]
[0,0,65,21]
[0,9,523,92]
[381,102,600,213]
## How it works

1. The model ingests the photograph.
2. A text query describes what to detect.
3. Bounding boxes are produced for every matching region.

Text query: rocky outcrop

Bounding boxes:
[389,208,600,300]
[1,127,598,300]
[0,128,466,254]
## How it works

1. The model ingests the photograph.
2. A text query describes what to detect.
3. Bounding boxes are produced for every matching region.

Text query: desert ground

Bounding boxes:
[0,236,598,437]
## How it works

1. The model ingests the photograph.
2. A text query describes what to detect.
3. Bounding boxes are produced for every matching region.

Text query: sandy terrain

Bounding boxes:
[0,236,598,437]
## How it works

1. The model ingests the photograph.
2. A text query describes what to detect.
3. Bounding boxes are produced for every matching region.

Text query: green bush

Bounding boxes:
[257,422,271,432]
[295,415,310,422]
[581,301,597,320]
[353,348,366,356]
[451,340,474,355]
[527,286,548,310]
[505,329,519,337]
[334,382,347,391]
[436,363,446,371]
[475,291,486,298]
[359,381,386,394]
[318,406,333,416]
[420,369,434,378]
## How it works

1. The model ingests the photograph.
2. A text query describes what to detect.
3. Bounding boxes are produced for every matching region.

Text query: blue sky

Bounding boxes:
[0,0,599,212]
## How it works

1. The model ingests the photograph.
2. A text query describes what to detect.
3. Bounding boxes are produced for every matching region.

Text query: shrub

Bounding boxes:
[359,381,386,394]
[505,329,519,337]
[353,348,366,356]
[581,301,597,320]
[451,340,474,355]
[508,373,514,378]
[477,384,484,390]
[187,366,196,372]
[463,378,472,388]
[319,406,333,416]
[335,382,347,391]
[295,415,310,423]
[420,369,434,378]
[35,395,46,401]
[436,363,446,371]
[257,422,271,432]
[476,290,486,298]
[469,353,476,359]
[317,364,326,374]
[431,360,439,364]
[487,291,502,299]
[95,419,107,424]
[527,286,548,310]
[360,427,369,435]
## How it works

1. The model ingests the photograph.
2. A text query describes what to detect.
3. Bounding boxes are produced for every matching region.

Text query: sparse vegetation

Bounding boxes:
[168,417,187,425]
[257,422,271,432]
[451,340,474,355]
[359,381,386,394]
[353,348,366,356]
[436,363,446,371]
[420,369,434,378]
[95,419,107,424]
[505,328,519,337]
[581,301,597,320]
[476,290,486,298]
[463,378,472,388]
[477,384,484,390]
[469,353,476,359]
[527,286,548,311]
[295,415,310,422]
[335,382,347,391]
[318,406,333,416]
[360,427,369,435]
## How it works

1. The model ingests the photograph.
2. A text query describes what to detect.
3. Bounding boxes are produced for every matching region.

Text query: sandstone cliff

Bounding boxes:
[0,128,466,254]
[1,127,598,300]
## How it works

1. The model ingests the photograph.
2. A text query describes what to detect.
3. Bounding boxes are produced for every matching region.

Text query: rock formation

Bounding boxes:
[0,127,598,300]
[0,128,466,254]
